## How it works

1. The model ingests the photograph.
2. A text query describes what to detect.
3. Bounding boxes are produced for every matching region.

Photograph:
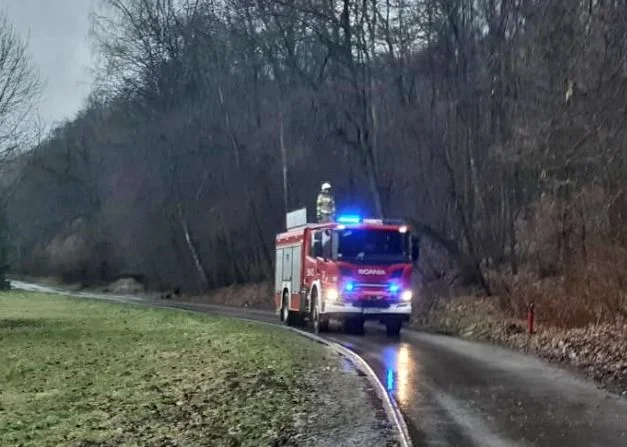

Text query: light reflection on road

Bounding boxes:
[383,342,414,406]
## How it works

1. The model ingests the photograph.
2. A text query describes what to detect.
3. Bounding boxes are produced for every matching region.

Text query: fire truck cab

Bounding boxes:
[274,208,419,337]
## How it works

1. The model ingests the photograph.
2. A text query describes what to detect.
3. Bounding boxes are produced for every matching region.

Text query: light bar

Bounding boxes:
[337,215,361,224]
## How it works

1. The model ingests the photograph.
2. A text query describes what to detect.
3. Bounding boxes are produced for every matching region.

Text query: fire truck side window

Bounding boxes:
[321,230,332,259]
[310,230,331,258]
[311,231,322,257]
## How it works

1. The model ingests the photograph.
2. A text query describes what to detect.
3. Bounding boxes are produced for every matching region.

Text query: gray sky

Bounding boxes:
[1,0,97,128]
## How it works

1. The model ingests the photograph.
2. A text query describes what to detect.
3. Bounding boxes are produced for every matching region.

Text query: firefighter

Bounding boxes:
[316,182,336,223]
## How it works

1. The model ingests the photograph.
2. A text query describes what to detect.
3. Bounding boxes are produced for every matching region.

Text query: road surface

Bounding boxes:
[12,280,627,447]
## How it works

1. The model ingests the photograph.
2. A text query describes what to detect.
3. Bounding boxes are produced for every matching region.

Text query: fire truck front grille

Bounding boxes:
[346,282,399,307]
[353,299,391,309]
[356,283,386,288]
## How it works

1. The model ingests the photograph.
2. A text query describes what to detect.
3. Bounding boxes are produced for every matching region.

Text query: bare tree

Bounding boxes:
[2,0,625,321]
[0,10,41,159]
[0,10,40,288]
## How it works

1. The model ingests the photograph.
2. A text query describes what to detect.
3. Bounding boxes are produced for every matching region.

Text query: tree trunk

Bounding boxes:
[366,152,384,217]
[279,107,289,215]
[177,203,208,289]
[508,191,518,274]
[217,84,272,268]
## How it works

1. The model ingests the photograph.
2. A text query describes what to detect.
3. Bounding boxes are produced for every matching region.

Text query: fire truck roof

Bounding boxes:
[276,220,410,245]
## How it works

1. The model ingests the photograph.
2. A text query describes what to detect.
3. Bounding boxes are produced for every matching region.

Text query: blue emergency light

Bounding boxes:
[337,214,361,224]
[386,368,395,392]
[388,283,400,293]
[344,281,355,292]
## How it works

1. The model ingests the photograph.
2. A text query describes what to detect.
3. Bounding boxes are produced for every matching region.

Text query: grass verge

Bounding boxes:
[0,291,376,446]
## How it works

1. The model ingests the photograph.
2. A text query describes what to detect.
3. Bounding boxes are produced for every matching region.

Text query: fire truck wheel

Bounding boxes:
[311,293,328,333]
[282,292,301,327]
[318,315,329,333]
[280,297,288,322]
[385,320,402,337]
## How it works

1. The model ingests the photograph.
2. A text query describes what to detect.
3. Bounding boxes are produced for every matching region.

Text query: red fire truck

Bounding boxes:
[274,208,419,336]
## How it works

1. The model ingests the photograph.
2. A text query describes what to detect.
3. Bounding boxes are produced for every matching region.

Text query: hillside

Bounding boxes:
[1,0,625,333]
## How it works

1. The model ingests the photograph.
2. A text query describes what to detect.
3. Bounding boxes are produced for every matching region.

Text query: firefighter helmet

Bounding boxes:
[321,182,331,191]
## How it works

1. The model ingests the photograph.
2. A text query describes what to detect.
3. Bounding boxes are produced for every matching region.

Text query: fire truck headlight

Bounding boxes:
[326,288,339,301]
[401,290,413,302]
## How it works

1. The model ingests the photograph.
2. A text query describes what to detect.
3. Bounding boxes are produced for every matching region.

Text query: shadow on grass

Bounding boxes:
[0,318,51,333]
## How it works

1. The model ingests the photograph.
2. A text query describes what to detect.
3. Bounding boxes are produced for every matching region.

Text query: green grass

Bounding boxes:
[0,292,332,446]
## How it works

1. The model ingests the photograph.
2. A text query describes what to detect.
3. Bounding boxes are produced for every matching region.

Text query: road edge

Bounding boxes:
[288,327,413,447]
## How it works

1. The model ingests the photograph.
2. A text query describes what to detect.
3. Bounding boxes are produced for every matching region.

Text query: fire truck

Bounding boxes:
[274,208,419,336]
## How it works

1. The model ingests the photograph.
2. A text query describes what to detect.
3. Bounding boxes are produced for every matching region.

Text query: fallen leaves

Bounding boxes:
[418,296,627,395]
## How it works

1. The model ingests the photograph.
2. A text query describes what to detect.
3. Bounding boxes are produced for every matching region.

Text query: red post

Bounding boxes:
[527,302,535,335]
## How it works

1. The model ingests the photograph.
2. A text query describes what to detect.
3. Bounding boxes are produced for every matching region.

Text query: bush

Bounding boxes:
[419,186,627,331]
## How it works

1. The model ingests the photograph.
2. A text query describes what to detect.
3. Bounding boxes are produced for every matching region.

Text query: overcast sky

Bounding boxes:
[1,0,97,128]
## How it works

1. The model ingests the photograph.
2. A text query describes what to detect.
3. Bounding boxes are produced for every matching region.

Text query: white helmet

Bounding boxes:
[321,182,331,191]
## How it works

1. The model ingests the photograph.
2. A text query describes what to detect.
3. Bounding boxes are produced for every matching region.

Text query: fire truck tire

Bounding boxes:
[282,292,301,327]
[311,292,329,333]
[385,320,402,337]
[318,315,329,333]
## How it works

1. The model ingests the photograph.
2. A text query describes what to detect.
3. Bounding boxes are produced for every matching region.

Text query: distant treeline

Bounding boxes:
[3,0,626,303]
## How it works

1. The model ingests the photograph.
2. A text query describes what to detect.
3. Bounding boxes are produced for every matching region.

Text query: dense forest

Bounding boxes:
[1,1,626,321]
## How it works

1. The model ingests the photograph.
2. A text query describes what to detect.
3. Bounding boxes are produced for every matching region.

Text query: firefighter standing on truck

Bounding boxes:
[316,182,336,223]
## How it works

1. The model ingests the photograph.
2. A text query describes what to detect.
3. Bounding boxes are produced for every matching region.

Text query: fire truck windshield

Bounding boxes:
[332,228,409,264]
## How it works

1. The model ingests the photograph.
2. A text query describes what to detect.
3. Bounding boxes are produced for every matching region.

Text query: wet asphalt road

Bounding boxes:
[325,329,627,447]
[12,281,627,447]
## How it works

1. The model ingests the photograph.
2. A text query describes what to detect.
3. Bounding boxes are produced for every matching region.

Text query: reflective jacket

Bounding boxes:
[316,191,336,222]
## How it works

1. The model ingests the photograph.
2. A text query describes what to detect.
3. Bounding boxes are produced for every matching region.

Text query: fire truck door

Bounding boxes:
[291,245,302,302]
[304,231,322,310]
